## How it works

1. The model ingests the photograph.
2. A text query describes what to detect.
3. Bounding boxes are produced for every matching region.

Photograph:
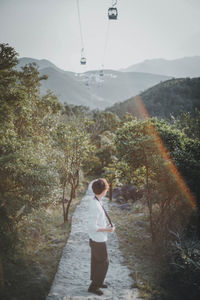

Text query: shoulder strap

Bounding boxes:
[95,196,113,227]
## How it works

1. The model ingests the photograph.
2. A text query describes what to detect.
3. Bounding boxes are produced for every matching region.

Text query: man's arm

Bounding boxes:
[97,226,115,233]
[88,201,115,233]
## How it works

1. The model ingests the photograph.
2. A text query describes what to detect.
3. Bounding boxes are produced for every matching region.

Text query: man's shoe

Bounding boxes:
[88,286,103,296]
[99,283,108,288]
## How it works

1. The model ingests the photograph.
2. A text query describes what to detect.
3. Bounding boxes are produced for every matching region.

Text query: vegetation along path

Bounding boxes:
[46,184,141,300]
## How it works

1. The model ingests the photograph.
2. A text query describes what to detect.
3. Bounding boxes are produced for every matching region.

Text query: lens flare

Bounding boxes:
[132,95,196,209]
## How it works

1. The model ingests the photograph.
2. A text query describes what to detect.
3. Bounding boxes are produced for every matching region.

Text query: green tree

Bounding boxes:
[0,44,62,255]
[115,119,157,240]
[88,111,120,140]
[115,118,193,243]
[53,119,93,222]
[171,109,200,140]
[103,156,120,201]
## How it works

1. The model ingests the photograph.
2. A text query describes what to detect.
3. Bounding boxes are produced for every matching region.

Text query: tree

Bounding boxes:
[103,156,120,201]
[0,44,62,255]
[88,111,120,140]
[171,109,200,140]
[115,118,194,243]
[115,119,157,240]
[53,119,93,222]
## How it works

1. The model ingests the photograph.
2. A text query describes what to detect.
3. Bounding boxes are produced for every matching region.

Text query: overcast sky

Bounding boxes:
[0,0,200,73]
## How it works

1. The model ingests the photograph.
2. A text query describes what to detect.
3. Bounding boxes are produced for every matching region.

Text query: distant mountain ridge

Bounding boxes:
[121,56,200,78]
[17,57,62,72]
[17,57,170,109]
[106,77,200,119]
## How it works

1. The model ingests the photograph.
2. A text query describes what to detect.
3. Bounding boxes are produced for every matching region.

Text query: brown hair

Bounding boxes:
[92,178,109,195]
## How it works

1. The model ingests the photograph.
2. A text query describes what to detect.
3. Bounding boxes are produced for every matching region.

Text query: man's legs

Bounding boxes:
[89,239,109,288]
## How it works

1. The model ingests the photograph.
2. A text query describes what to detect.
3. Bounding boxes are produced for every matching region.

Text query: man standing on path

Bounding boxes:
[88,178,115,296]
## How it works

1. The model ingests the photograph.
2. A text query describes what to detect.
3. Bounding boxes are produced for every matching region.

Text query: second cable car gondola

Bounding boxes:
[99,69,104,77]
[80,48,86,65]
[80,57,86,65]
[108,7,118,20]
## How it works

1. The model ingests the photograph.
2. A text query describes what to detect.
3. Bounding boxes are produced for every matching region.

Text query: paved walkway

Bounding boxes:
[46,184,141,300]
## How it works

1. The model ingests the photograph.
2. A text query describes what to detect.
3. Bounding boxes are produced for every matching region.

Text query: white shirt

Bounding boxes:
[88,196,108,242]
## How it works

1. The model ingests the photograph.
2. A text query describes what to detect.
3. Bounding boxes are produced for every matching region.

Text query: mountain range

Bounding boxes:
[17,57,169,109]
[121,56,200,78]
[17,56,200,109]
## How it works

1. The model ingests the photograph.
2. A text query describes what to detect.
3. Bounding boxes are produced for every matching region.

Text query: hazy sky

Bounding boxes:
[0,0,200,72]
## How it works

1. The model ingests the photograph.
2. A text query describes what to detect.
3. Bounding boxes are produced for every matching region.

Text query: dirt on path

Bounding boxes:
[46,184,141,300]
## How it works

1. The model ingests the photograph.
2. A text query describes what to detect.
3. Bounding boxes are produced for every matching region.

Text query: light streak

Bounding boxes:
[131,95,196,208]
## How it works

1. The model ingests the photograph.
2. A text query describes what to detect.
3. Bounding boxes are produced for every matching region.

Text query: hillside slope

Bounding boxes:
[17,57,169,109]
[106,77,200,119]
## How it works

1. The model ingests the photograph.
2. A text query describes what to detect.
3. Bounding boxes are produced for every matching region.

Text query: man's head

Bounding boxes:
[92,178,109,196]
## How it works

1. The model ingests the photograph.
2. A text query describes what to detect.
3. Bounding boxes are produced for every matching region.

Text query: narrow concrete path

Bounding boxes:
[46,184,141,300]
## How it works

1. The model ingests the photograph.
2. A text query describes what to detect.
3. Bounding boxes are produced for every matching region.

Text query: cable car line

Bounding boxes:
[112,0,117,7]
[100,0,118,77]
[100,19,110,77]
[76,0,84,49]
[76,0,86,65]
[75,0,119,77]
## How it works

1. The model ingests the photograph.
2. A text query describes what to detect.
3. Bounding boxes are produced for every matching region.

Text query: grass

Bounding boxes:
[109,199,166,299]
[1,182,88,300]
[109,195,200,300]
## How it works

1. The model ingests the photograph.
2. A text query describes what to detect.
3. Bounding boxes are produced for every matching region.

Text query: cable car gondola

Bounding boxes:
[99,69,104,77]
[80,57,86,65]
[108,7,118,20]
[108,0,118,20]
[80,48,86,65]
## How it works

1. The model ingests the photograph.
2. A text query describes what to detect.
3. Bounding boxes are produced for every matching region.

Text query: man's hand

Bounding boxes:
[106,225,115,232]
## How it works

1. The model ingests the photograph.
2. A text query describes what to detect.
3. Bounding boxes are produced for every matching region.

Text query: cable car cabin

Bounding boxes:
[99,70,104,77]
[80,57,86,65]
[108,7,118,20]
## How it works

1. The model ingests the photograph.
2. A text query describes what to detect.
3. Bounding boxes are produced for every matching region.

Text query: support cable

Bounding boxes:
[101,19,110,72]
[112,0,117,7]
[76,0,85,53]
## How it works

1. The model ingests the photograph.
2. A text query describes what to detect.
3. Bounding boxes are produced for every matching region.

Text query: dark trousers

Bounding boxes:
[89,238,109,286]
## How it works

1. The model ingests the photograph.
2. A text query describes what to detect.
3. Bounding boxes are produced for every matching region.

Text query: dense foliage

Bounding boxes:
[0,44,92,299]
[1,43,200,299]
[106,77,200,119]
[87,96,200,299]
[0,44,61,256]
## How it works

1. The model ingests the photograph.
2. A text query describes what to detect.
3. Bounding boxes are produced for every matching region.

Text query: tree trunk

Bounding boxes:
[146,165,155,242]
[72,189,76,199]
[65,184,74,222]
[72,181,76,198]
[73,171,79,199]
[62,180,67,223]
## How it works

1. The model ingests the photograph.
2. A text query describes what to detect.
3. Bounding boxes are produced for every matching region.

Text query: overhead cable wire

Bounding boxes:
[101,19,110,71]
[76,0,84,51]
[112,0,117,7]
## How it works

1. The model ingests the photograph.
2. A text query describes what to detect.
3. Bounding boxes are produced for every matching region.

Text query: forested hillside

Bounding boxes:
[106,77,200,119]
[1,43,200,300]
